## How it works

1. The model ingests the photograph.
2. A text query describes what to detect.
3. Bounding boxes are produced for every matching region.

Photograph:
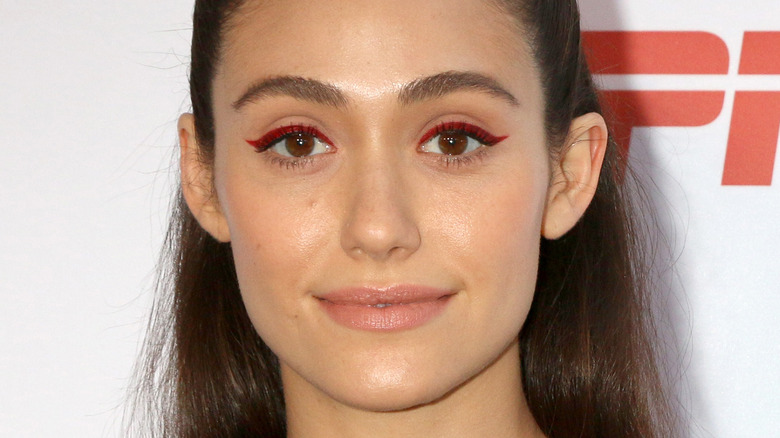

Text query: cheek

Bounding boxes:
[476,182,545,283]
[438,168,548,277]
[216,170,333,340]
[440,163,549,333]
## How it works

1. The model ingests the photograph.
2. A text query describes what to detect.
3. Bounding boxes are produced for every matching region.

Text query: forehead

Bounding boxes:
[215,0,539,106]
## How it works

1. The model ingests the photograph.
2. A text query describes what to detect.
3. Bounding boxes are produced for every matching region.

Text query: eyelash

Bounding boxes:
[246,124,334,170]
[246,125,333,152]
[418,121,507,168]
[418,121,506,147]
[245,121,506,170]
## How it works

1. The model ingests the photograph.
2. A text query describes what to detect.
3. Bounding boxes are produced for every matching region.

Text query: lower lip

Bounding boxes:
[318,296,452,332]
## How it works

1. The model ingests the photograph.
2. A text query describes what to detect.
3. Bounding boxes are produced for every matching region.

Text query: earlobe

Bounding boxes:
[541,112,608,240]
[179,113,231,242]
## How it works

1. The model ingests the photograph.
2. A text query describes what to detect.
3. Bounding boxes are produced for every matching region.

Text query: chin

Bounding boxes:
[328,376,454,413]
[309,354,473,413]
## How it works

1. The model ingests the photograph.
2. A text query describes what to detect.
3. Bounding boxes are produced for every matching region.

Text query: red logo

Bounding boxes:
[584,31,780,186]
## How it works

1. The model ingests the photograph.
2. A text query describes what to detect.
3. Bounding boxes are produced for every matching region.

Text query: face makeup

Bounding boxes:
[208,0,549,416]
[315,285,456,331]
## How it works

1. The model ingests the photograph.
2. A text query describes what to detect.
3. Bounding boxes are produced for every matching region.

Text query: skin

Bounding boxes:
[180,0,607,436]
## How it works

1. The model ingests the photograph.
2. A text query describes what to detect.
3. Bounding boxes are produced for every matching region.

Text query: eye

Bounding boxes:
[418,122,507,155]
[268,132,331,157]
[247,125,334,157]
[420,131,481,155]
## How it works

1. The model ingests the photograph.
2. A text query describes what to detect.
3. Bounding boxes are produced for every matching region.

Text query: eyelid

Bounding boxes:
[246,124,334,152]
[417,121,507,148]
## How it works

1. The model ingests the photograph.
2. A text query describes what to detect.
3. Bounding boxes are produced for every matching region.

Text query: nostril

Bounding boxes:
[340,211,421,262]
[339,165,422,261]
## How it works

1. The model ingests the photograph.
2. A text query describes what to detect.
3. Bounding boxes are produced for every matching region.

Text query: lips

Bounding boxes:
[316,285,455,331]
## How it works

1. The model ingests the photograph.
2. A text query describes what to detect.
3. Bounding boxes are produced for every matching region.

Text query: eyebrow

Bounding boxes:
[231,71,519,111]
[398,71,519,107]
[232,76,348,110]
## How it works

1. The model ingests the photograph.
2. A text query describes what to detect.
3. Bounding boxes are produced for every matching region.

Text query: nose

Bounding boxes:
[340,152,421,262]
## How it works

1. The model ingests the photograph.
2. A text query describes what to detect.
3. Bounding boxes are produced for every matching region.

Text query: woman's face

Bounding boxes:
[204,0,551,411]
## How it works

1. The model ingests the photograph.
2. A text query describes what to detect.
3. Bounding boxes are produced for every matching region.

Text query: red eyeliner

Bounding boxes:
[246,125,334,151]
[418,121,508,146]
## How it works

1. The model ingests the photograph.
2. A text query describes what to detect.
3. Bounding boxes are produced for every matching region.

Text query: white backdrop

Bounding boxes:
[1,1,778,436]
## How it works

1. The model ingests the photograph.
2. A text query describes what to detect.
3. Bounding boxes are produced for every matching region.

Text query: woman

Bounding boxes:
[129,0,677,436]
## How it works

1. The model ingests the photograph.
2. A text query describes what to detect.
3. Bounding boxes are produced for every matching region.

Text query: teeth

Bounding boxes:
[374,303,392,308]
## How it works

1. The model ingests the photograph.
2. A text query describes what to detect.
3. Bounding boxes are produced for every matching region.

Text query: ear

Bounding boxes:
[179,113,231,242]
[541,112,608,240]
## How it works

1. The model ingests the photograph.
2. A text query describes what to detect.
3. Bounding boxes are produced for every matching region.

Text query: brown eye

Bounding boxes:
[249,125,334,159]
[437,133,469,155]
[285,133,316,157]
[418,122,506,159]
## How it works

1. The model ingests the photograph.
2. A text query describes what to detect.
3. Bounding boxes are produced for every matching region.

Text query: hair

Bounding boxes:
[127,0,678,436]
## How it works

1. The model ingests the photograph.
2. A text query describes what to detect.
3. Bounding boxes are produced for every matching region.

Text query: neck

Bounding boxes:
[283,340,545,438]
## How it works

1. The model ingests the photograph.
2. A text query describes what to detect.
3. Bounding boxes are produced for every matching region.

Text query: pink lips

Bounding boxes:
[316,285,454,332]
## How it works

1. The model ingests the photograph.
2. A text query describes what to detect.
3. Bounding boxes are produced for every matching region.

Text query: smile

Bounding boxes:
[315,285,455,332]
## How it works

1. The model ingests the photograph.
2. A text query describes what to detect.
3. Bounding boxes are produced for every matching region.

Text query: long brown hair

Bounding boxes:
[127,0,677,436]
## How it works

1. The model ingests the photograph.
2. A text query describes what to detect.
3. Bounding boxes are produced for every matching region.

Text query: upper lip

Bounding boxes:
[316,285,455,306]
